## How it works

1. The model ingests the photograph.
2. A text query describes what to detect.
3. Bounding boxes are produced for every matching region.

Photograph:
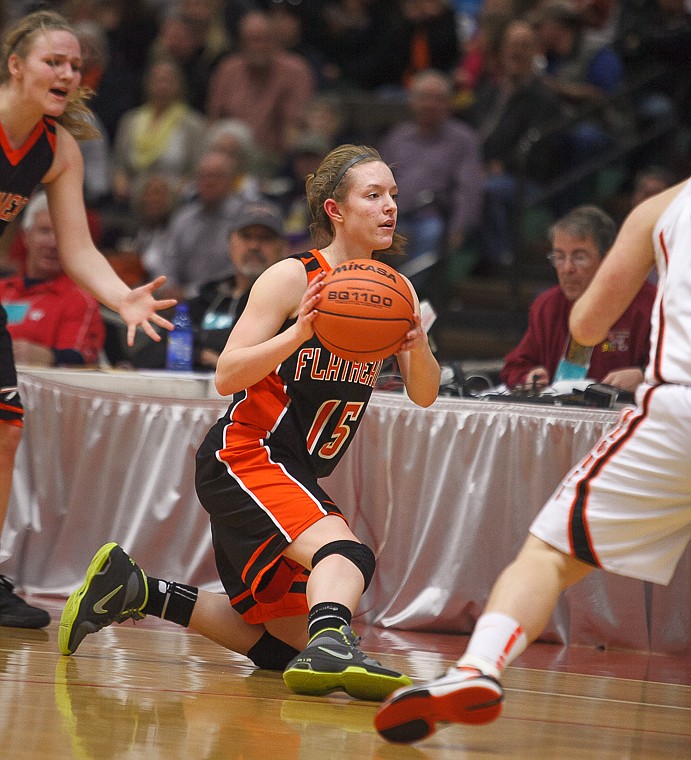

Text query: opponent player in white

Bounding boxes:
[375,175,691,743]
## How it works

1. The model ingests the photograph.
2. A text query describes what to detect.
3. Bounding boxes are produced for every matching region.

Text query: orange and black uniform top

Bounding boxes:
[199,249,383,479]
[0,116,57,235]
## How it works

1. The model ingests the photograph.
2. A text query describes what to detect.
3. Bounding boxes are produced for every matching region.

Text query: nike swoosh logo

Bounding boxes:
[318,646,354,660]
[93,585,123,614]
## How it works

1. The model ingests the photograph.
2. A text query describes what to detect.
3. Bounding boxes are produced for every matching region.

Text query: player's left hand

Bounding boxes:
[396,314,427,354]
[119,276,178,346]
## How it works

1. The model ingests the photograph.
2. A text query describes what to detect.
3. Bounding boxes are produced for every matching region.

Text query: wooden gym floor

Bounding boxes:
[1,596,689,760]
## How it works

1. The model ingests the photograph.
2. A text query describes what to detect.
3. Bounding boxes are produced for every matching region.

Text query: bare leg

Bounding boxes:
[188,590,266,655]
[283,514,364,611]
[485,534,594,643]
[189,590,309,655]
[374,536,597,740]
[0,422,21,541]
[266,614,308,651]
[0,422,50,628]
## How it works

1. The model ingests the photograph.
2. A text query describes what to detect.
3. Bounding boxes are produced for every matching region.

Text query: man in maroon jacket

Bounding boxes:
[500,205,656,391]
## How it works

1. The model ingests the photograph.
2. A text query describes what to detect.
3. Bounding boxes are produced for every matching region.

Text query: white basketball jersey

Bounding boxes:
[646,178,691,387]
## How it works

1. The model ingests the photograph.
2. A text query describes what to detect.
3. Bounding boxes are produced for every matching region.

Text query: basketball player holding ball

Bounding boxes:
[60,145,440,700]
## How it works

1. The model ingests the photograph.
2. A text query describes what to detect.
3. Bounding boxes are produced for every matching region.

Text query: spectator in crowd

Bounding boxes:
[380,68,484,296]
[461,18,567,271]
[73,0,161,142]
[266,1,341,91]
[400,0,462,85]
[152,7,228,114]
[202,118,262,201]
[500,205,656,391]
[0,192,105,368]
[270,131,331,255]
[187,199,287,370]
[317,0,407,92]
[111,57,207,208]
[206,10,315,173]
[123,199,288,371]
[615,0,691,167]
[221,0,260,40]
[302,92,354,152]
[629,165,675,209]
[453,4,512,111]
[160,150,252,299]
[100,172,182,367]
[131,172,180,282]
[72,20,112,208]
[570,0,621,46]
[177,0,232,64]
[533,0,628,177]
[607,164,675,225]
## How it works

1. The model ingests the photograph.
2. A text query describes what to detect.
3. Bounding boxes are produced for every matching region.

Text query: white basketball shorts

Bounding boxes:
[530,382,691,585]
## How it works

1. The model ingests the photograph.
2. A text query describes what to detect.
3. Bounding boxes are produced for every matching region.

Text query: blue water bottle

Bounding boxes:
[165,303,194,371]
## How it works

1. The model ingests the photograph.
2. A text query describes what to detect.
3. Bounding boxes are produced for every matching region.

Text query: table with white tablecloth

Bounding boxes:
[4,369,688,654]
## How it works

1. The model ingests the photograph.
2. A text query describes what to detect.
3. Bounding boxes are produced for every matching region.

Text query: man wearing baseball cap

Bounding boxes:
[188,200,288,369]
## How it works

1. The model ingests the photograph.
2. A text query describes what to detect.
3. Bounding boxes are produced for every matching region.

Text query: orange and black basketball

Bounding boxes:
[314,259,415,363]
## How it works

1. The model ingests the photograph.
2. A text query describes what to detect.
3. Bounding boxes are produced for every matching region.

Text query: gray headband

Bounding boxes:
[331,154,375,195]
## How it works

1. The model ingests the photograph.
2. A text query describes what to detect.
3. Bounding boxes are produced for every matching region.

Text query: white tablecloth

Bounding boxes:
[5,369,688,654]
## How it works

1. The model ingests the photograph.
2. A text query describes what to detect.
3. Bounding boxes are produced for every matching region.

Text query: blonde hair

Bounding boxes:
[305,144,405,256]
[1,10,99,140]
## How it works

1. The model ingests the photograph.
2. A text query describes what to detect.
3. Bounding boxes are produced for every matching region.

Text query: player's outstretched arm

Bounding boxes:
[43,127,176,344]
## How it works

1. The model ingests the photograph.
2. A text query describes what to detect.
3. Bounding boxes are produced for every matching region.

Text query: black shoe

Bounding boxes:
[0,575,50,629]
[282,625,412,701]
[58,543,148,656]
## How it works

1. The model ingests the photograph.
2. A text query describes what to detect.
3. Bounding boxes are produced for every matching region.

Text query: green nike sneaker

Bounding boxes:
[282,625,412,701]
[58,542,148,656]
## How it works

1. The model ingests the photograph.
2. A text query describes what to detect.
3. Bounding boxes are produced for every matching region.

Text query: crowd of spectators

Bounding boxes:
[0,0,689,368]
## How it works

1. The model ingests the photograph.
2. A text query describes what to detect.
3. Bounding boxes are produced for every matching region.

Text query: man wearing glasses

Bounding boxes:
[500,205,656,391]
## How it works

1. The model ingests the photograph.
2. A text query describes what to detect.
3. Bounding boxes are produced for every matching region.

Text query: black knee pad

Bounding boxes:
[311,540,376,591]
[247,631,299,671]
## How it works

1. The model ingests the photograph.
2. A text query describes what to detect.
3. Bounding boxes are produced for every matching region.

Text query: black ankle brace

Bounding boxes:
[145,577,198,627]
[308,601,352,639]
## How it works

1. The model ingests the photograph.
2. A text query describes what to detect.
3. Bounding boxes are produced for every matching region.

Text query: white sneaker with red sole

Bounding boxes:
[374,666,504,743]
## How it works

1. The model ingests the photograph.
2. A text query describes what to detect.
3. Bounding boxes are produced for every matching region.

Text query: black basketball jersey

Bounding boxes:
[202,249,383,478]
[0,116,57,235]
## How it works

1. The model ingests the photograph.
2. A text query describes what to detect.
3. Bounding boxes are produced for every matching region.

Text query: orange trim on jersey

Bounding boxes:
[0,399,23,414]
[238,586,309,625]
[228,372,288,433]
[219,442,331,539]
[652,230,669,384]
[309,248,332,275]
[242,534,276,585]
[0,416,23,428]
[0,118,50,166]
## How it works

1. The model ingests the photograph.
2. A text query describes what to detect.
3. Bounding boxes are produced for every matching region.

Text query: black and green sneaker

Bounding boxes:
[58,543,148,656]
[282,625,412,701]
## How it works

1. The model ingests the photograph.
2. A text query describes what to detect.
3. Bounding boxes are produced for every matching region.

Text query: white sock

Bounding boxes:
[456,612,528,680]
